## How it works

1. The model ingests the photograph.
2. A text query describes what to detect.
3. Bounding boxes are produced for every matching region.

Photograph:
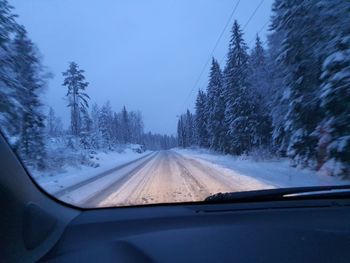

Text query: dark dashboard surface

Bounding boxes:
[41,199,350,263]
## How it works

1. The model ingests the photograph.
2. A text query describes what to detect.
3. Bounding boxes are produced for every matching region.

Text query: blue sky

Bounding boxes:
[11,0,273,135]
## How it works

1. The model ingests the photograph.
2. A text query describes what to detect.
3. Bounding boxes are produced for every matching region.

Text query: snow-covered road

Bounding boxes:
[95,150,274,207]
[54,149,348,208]
[53,152,157,206]
[58,150,273,207]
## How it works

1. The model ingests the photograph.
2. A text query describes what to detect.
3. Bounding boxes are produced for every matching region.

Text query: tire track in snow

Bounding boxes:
[54,152,155,198]
[79,152,159,207]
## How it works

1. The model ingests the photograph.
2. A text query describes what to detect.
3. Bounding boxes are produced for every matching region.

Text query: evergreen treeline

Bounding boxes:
[60,62,177,150]
[0,1,176,171]
[143,132,177,151]
[49,61,177,153]
[178,1,350,177]
[0,1,47,169]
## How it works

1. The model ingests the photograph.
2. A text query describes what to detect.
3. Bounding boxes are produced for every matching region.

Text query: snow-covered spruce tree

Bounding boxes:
[46,107,55,136]
[195,89,208,147]
[129,111,144,144]
[177,115,185,148]
[62,62,89,136]
[89,103,102,149]
[80,109,92,134]
[0,0,21,139]
[206,58,226,151]
[185,109,195,147]
[46,107,63,137]
[111,112,120,144]
[177,110,195,148]
[99,101,114,149]
[267,11,289,155]
[223,20,257,155]
[270,0,323,167]
[79,109,92,149]
[120,106,131,144]
[316,0,350,176]
[13,26,47,169]
[249,35,272,148]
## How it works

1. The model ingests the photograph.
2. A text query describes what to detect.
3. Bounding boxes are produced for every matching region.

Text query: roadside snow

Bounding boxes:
[174,148,349,188]
[32,148,152,195]
[56,153,156,206]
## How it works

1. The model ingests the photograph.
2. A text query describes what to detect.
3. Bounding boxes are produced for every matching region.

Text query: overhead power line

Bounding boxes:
[220,18,269,65]
[220,1,267,65]
[179,0,267,115]
[217,35,319,96]
[178,0,241,114]
[243,0,265,30]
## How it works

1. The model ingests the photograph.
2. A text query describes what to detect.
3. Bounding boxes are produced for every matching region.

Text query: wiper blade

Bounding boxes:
[205,185,350,203]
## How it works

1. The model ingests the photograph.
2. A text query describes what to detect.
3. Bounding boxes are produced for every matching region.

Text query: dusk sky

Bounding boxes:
[11,0,273,135]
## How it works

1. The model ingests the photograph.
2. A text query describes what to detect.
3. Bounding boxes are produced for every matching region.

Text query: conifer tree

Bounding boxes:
[13,27,46,169]
[206,58,225,151]
[177,115,185,148]
[195,89,208,147]
[223,20,256,154]
[185,109,195,147]
[99,101,113,149]
[89,103,102,149]
[249,35,272,148]
[46,107,63,137]
[0,0,20,137]
[120,106,131,143]
[62,62,89,136]
[317,0,350,176]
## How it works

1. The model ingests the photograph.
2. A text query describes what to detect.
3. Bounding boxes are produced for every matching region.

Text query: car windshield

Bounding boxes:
[0,0,349,208]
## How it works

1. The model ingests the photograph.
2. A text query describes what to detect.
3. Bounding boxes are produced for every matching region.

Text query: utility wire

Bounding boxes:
[217,34,321,97]
[219,18,269,65]
[178,0,241,115]
[179,0,325,120]
[243,0,265,30]
[179,0,267,115]
[220,3,268,65]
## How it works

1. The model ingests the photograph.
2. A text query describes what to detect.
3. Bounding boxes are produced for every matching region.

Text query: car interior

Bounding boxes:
[2,133,350,262]
[1,0,350,262]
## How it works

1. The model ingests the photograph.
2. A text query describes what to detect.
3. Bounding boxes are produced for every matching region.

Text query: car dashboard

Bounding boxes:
[41,199,350,263]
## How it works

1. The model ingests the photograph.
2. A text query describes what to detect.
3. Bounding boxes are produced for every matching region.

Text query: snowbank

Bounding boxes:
[32,145,151,194]
[174,148,349,188]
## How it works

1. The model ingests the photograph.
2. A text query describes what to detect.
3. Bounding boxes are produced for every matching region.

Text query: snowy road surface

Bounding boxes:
[57,150,273,207]
[55,149,348,208]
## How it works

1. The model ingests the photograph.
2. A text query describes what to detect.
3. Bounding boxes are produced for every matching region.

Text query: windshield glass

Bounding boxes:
[0,0,349,208]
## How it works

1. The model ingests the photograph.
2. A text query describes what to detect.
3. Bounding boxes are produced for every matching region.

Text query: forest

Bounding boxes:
[0,0,349,178]
[0,0,176,172]
[178,0,350,177]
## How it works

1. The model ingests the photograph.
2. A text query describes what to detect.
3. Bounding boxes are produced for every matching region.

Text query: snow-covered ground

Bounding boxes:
[33,147,152,194]
[27,146,349,208]
[174,148,349,188]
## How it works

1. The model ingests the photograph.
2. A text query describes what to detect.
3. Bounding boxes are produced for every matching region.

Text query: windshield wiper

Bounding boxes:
[204,185,350,203]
